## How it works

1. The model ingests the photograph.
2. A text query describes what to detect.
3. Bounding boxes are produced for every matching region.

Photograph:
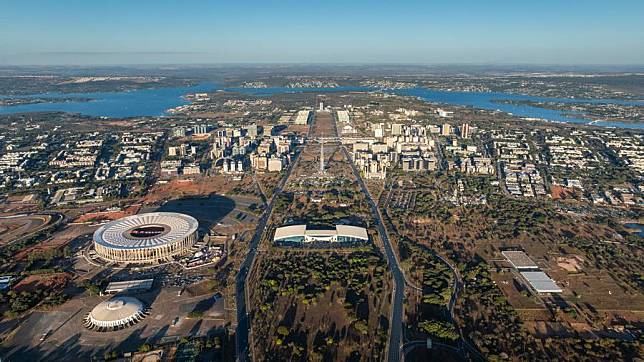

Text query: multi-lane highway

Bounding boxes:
[343,146,405,362]
[237,108,405,362]
[234,144,303,362]
[235,111,316,361]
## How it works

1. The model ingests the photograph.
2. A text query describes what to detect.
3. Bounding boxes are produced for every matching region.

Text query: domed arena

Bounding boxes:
[92,212,199,264]
[83,296,150,331]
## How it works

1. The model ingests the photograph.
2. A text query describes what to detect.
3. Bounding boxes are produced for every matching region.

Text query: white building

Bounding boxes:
[294,110,311,125]
[84,296,149,331]
[273,224,369,244]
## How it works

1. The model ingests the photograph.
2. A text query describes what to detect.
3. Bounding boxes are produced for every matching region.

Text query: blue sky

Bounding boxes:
[1,0,643,65]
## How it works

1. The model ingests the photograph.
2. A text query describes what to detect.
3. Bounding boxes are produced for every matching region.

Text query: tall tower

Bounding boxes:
[320,139,325,174]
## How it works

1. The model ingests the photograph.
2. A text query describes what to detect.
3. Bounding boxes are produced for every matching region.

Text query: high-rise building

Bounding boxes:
[268,157,284,172]
[172,127,186,138]
[459,123,470,138]
[391,123,403,136]
[193,124,208,134]
[245,124,258,138]
[441,123,451,136]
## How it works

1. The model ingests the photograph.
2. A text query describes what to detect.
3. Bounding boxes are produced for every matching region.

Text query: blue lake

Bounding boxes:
[0,83,216,118]
[391,88,644,130]
[0,84,642,129]
[624,223,644,238]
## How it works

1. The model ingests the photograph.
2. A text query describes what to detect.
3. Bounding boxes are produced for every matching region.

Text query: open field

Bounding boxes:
[73,204,141,223]
[141,175,260,205]
[310,110,336,138]
[13,272,71,294]
[13,223,94,262]
[0,214,57,246]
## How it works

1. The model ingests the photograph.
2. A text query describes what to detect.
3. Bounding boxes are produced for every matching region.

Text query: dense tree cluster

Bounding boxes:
[252,247,390,361]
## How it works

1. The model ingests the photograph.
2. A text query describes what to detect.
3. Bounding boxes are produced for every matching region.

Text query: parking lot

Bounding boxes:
[0,288,226,361]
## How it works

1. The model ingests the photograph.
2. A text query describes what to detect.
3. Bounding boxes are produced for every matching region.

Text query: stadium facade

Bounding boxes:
[93,212,198,263]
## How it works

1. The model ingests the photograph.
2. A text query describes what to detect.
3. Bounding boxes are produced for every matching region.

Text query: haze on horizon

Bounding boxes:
[1,0,643,66]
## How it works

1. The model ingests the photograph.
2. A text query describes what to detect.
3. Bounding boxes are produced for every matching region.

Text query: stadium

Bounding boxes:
[92,212,199,263]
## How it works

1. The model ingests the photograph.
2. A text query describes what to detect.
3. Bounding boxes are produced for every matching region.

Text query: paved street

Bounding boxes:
[234,118,312,361]
[344,146,405,362]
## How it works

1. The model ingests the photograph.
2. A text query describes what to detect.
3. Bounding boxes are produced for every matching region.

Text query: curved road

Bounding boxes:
[379,174,484,361]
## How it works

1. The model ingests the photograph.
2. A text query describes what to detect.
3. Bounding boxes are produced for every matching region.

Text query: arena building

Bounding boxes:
[273,224,369,244]
[93,212,199,263]
[84,296,149,331]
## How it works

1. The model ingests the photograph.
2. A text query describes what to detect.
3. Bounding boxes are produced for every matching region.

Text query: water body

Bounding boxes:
[0,83,216,118]
[224,86,372,96]
[391,88,644,130]
[0,84,642,129]
[623,223,644,237]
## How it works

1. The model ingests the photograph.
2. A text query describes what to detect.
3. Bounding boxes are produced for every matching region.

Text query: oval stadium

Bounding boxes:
[92,212,198,263]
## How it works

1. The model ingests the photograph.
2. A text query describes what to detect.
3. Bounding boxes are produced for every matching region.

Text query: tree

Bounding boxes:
[354,320,369,335]
[277,326,289,337]
[419,320,459,341]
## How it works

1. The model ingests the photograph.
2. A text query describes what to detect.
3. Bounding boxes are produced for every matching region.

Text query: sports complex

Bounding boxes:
[92,212,199,263]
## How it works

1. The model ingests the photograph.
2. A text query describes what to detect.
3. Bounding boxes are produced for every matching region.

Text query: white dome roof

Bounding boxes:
[89,296,144,323]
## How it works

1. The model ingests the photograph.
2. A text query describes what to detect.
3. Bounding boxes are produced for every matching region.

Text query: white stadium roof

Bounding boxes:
[93,212,198,250]
[335,225,369,240]
[520,271,562,293]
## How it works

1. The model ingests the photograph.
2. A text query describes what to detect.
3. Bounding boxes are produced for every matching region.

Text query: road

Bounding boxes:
[401,340,465,361]
[235,112,316,361]
[431,251,484,361]
[343,146,405,362]
[380,178,484,361]
[234,145,303,362]
[432,135,447,171]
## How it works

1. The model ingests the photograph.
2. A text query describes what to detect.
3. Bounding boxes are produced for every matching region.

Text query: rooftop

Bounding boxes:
[502,250,539,269]
[274,224,369,242]
[93,212,198,250]
[520,271,563,293]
